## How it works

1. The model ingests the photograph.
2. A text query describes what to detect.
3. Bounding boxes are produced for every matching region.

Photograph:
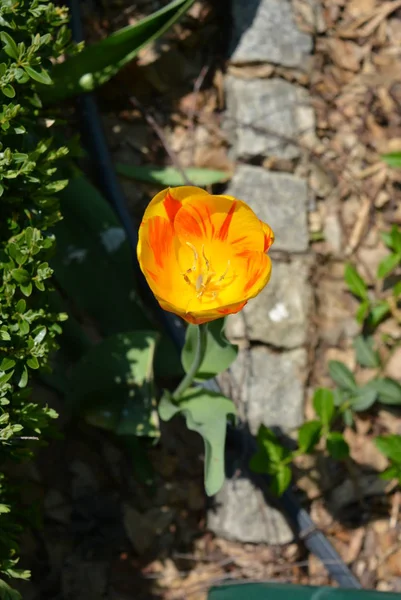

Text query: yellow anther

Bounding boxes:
[218,260,230,282]
[202,245,210,271]
[196,274,204,293]
[186,241,198,271]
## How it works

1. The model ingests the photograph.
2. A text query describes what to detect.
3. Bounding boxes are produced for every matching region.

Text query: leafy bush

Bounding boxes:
[0,0,74,590]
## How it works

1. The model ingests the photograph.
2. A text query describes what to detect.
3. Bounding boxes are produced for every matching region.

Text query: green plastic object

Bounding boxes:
[208,583,401,600]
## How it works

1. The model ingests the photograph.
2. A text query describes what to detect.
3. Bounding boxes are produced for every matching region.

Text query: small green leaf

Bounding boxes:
[343,408,354,427]
[298,420,322,453]
[0,358,15,371]
[11,268,29,284]
[382,152,401,168]
[27,356,39,370]
[0,578,22,600]
[328,361,357,392]
[380,465,401,481]
[390,225,401,254]
[159,388,236,496]
[23,65,52,85]
[182,319,237,380]
[2,84,15,98]
[394,281,401,297]
[313,388,335,427]
[117,164,231,186]
[0,31,19,60]
[20,282,32,297]
[355,299,370,324]
[270,464,292,497]
[368,300,390,327]
[349,385,377,412]
[377,253,401,279]
[375,435,401,464]
[253,425,287,467]
[368,378,401,406]
[326,432,349,460]
[344,264,368,299]
[353,335,380,368]
[18,365,28,388]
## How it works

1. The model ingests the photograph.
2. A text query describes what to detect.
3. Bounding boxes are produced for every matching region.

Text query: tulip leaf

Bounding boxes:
[116,164,231,187]
[40,0,195,104]
[53,173,152,334]
[182,319,238,380]
[67,331,160,437]
[159,388,236,495]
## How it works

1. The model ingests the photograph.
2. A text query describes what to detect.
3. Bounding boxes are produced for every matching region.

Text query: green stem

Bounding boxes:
[172,323,208,400]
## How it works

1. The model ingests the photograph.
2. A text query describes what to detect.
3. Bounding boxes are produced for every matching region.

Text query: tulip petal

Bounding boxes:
[174,194,267,253]
[142,186,209,223]
[241,251,272,299]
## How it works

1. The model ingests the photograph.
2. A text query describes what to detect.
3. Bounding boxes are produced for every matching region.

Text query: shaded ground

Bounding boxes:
[13,0,401,598]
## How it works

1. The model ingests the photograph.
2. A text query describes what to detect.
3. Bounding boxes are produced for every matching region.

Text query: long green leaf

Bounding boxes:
[159,389,236,496]
[182,319,238,381]
[68,331,159,437]
[116,164,231,187]
[41,0,195,103]
[52,173,152,334]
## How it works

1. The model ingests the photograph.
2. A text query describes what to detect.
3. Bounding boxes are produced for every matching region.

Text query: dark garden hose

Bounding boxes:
[67,0,361,589]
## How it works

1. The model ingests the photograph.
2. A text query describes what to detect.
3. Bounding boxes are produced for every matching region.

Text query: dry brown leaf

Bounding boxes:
[338,0,401,38]
[227,64,274,79]
[345,527,365,564]
[346,0,377,19]
[345,196,371,256]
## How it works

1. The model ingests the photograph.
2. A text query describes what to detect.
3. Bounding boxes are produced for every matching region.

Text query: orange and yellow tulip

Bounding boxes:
[137,186,274,325]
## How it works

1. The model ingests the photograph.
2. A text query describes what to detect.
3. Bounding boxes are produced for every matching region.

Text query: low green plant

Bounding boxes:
[251,225,401,496]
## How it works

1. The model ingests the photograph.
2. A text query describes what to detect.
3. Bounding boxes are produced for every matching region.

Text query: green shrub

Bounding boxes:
[0,0,73,588]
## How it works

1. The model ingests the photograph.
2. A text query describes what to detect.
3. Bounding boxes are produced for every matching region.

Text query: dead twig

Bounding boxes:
[129,96,192,186]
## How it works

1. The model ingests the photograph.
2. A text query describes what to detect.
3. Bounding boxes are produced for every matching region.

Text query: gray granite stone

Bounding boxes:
[225,165,309,252]
[209,347,306,544]
[226,346,306,435]
[225,78,315,160]
[208,477,293,544]
[226,258,311,349]
[230,0,312,67]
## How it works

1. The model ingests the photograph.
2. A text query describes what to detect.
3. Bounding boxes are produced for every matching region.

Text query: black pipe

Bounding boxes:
[67,0,361,589]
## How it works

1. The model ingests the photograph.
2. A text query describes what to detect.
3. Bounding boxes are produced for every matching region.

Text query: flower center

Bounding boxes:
[181,242,233,302]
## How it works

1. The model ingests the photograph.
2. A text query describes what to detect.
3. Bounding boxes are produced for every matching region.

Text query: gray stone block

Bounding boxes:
[207,478,293,544]
[225,165,309,252]
[226,258,311,349]
[209,347,306,545]
[226,346,306,435]
[230,0,312,67]
[225,78,315,160]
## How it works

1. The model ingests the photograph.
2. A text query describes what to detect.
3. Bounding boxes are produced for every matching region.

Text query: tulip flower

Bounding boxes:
[137,186,274,326]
